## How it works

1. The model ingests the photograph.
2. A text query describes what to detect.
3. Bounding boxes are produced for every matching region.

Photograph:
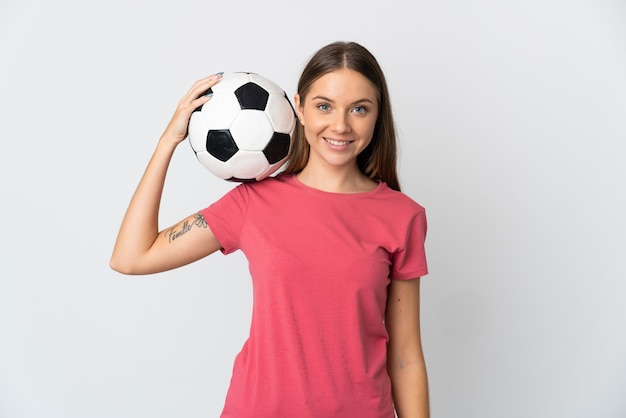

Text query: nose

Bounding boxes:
[331,112,352,134]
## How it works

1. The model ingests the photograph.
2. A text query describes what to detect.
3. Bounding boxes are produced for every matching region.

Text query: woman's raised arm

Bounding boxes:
[110,74,223,275]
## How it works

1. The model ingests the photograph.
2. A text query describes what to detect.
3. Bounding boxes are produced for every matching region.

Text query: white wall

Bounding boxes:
[1,0,624,417]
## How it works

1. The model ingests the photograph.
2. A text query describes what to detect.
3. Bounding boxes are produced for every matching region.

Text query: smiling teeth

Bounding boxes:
[327,139,350,146]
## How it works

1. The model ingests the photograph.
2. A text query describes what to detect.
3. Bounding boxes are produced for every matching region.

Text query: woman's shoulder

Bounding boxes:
[376,182,426,213]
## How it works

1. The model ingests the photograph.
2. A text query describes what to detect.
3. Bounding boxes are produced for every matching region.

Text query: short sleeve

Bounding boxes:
[390,208,428,280]
[200,184,249,255]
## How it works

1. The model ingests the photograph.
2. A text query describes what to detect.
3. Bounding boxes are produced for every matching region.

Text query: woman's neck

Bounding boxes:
[296,164,377,194]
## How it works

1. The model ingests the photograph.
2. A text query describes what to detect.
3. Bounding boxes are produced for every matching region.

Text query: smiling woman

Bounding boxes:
[293,68,379,191]
[110,41,430,418]
[282,42,401,193]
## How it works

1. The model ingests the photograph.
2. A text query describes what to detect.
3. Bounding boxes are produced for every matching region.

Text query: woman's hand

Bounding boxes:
[160,72,223,148]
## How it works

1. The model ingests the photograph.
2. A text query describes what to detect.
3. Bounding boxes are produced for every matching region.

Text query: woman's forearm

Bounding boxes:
[110,138,177,271]
[389,360,430,418]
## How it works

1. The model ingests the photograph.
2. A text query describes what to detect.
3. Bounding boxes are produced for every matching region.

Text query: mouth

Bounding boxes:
[324,137,353,146]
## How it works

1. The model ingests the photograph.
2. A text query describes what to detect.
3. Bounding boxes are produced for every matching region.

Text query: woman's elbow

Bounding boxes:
[109,253,141,275]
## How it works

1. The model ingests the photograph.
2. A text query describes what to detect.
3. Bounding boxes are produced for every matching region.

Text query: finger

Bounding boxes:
[190,94,212,113]
[186,72,224,101]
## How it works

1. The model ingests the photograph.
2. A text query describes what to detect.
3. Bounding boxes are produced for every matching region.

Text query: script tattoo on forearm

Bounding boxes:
[165,213,208,243]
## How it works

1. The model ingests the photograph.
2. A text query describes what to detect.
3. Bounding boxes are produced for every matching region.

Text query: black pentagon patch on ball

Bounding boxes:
[263,132,291,164]
[207,130,239,162]
[235,82,269,110]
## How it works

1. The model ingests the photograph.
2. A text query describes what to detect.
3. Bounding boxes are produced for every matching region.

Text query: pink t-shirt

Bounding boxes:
[201,174,428,418]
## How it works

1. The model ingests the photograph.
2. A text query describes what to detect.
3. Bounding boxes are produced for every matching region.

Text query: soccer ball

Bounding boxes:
[188,72,296,181]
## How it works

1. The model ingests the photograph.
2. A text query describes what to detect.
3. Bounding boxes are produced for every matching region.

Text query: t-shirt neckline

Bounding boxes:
[288,174,386,198]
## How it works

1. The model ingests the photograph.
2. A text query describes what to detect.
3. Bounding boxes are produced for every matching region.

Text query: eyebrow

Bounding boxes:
[310,95,376,105]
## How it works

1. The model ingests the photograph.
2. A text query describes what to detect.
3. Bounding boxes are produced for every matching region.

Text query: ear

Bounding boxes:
[294,93,304,126]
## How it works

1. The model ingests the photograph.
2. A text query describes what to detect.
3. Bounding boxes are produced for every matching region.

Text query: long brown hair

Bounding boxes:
[281,41,401,191]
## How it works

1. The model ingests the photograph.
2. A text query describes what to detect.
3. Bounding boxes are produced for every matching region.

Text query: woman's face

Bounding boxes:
[295,68,379,172]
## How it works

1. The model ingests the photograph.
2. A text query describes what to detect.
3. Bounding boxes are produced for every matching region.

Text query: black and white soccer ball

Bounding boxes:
[188,72,296,182]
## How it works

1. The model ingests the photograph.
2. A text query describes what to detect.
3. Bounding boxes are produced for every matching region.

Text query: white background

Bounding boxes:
[1,0,625,417]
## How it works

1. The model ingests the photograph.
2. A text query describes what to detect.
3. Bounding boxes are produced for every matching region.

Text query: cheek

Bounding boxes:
[359,118,377,141]
[302,118,323,140]
[302,124,316,146]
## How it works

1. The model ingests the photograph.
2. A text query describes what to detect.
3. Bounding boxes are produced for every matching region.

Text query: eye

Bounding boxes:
[316,103,331,112]
[353,105,368,114]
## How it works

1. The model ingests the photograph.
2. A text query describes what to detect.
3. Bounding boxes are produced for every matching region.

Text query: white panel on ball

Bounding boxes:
[230,111,274,151]
[221,150,270,180]
[265,94,297,134]
[248,73,284,95]
[195,150,235,179]
[200,94,243,130]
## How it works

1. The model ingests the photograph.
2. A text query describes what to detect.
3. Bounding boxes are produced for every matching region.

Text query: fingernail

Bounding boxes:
[217,72,224,77]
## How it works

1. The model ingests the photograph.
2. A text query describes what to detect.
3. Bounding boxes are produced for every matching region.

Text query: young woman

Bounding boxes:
[111,41,430,418]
